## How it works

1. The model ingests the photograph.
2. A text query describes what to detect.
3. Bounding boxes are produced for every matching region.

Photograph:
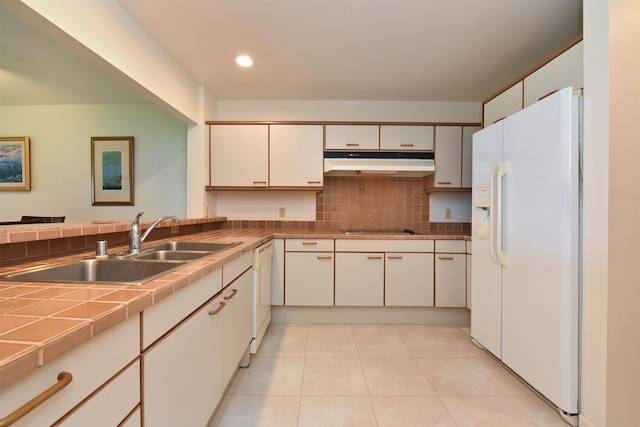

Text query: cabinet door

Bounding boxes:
[271,239,285,306]
[222,269,253,389]
[483,81,523,127]
[143,294,223,427]
[325,125,379,150]
[380,125,434,151]
[335,252,384,306]
[523,41,583,108]
[466,253,472,310]
[461,126,480,188]
[285,252,334,306]
[385,253,434,307]
[434,126,462,188]
[435,253,466,307]
[210,124,269,187]
[270,125,323,187]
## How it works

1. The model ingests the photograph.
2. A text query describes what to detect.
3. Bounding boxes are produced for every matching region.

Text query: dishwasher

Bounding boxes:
[251,240,273,353]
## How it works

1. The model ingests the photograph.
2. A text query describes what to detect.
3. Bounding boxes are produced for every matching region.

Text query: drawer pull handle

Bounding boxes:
[0,371,73,427]
[208,301,226,315]
[438,256,454,260]
[437,181,452,185]
[387,256,403,260]
[317,256,332,260]
[302,242,318,245]
[367,256,383,260]
[345,143,360,147]
[400,143,414,147]
[224,289,238,300]
[307,181,322,185]
[252,181,267,186]
[492,117,507,124]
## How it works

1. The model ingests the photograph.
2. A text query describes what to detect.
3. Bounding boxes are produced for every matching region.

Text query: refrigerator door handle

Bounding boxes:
[489,162,500,265]
[496,160,509,267]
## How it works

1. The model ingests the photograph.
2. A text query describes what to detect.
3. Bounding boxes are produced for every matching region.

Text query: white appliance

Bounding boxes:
[471,87,581,425]
[250,240,273,353]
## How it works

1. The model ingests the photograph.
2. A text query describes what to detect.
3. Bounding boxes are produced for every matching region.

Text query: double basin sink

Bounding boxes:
[0,241,240,285]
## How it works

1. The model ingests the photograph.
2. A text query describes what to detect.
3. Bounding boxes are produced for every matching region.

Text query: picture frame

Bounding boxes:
[91,136,134,206]
[0,137,31,191]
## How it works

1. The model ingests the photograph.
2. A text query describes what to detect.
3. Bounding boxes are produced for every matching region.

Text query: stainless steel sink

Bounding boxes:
[0,259,186,285]
[0,240,242,285]
[147,241,239,252]
[133,250,211,261]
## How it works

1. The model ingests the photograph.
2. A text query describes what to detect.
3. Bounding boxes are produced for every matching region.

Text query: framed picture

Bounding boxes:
[91,136,134,206]
[0,137,30,191]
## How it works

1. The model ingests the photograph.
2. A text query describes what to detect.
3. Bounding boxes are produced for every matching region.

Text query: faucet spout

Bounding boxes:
[127,212,179,255]
[140,215,180,244]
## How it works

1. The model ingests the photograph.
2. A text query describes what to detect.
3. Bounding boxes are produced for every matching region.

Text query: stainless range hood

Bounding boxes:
[324,151,435,177]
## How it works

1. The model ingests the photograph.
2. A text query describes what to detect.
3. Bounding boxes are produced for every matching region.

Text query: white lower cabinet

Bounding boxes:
[285,252,334,305]
[335,252,384,306]
[0,315,139,427]
[385,252,435,307]
[222,268,253,389]
[435,241,467,307]
[143,291,224,427]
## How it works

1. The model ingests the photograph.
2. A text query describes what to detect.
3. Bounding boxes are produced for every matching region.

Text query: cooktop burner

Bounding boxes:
[342,229,415,235]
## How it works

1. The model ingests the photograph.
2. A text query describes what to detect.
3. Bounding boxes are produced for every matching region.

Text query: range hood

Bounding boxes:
[324,151,435,177]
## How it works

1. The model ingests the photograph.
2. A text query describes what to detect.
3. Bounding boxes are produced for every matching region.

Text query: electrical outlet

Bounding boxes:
[445,208,452,219]
[279,207,286,218]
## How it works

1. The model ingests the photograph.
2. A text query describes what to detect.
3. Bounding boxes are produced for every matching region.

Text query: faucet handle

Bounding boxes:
[132,211,145,226]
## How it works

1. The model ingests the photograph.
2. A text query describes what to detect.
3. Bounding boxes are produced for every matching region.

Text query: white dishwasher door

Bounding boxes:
[251,241,273,353]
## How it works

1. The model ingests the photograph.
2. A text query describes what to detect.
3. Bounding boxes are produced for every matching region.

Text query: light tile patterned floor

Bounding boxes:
[209,324,569,427]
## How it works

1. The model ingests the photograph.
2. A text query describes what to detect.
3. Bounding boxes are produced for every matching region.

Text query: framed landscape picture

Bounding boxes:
[0,137,30,191]
[91,136,134,206]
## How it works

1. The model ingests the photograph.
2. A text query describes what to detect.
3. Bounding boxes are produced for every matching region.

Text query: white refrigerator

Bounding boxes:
[471,87,580,425]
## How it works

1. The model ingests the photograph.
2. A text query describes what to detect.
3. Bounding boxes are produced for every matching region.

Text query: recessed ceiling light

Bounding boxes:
[235,55,253,67]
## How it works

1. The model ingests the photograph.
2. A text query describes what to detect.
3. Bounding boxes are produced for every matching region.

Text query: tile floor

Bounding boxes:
[209,324,570,427]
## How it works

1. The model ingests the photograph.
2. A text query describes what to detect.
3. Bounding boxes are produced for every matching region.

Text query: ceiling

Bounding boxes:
[1,0,582,107]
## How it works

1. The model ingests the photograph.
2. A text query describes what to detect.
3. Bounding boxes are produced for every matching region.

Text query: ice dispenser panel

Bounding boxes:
[473,183,491,240]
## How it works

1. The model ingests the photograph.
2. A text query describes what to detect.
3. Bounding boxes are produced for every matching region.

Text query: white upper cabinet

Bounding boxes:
[269,125,323,187]
[483,82,523,127]
[434,126,462,188]
[523,40,583,108]
[210,125,269,187]
[462,126,480,188]
[482,38,583,127]
[325,125,379,150]
[380,125,434,151]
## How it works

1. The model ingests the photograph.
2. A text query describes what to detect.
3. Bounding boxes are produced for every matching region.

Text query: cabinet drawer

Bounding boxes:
[335,239,434,252]
[223,251,253,288]
[286,238,334,252]
[143,270,222,348]
[325,125,379,150]
[380,125,434,151]
[435,240,466,253]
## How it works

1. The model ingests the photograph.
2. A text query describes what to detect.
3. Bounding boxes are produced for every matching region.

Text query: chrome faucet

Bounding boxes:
[127,211,179,255]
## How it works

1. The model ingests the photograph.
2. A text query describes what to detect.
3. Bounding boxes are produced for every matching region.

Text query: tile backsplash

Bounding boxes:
[315,176,469,234]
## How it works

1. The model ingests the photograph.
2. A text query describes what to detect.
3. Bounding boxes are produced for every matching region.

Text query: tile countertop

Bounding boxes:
[0,228,469,390]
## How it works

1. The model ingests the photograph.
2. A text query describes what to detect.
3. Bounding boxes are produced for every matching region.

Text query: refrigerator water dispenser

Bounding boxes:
[473,182,491,240]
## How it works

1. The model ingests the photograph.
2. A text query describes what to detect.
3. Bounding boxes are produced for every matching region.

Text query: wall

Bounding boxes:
[582,0,640,426]
[0,104,188,222]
